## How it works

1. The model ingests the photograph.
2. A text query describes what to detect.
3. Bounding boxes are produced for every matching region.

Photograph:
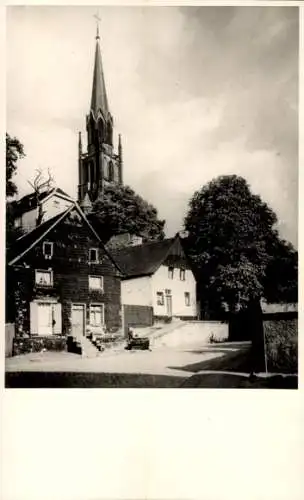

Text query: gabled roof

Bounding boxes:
[12,187,73,217]
[111,237,179,278]
[7,202,123,275]
[7,210,70,264]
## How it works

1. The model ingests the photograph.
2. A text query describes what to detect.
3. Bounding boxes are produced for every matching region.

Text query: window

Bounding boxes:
[89,248,99,263]
[43,242,53,259]
[89,275,104,291]
[35,270,53,287]
[15,217,22,228]
[89,304,104,327]
[109,162,114,182]
[184,292,190,307]
[156,292,164,306]
[104,159,109,180]
[180,269,186,281]
[168,267,174,279]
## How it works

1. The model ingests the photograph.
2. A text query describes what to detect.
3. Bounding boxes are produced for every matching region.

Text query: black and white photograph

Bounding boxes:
[5,6,298,389]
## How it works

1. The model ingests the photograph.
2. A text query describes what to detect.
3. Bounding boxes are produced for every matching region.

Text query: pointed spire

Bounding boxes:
[90,18,109,120]
[78,131,82,155]
[80,192,92,215]
[118,133,122,157]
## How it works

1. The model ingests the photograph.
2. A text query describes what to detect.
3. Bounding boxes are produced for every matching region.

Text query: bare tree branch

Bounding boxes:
[27,168,55,226]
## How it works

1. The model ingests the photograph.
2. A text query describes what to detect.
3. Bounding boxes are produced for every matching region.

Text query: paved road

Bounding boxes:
[5,341,297,388]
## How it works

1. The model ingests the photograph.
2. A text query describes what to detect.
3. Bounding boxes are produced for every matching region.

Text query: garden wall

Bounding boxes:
[152,321,228,348]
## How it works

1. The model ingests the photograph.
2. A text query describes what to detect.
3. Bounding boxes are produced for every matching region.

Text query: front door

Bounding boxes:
[71,304,85,338]
[37,302,53,335]
[165,292,172,317]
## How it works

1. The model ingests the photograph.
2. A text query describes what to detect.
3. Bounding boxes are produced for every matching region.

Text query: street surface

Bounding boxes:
[5,340,297,388]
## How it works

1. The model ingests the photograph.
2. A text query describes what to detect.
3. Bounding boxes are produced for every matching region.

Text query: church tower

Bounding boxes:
[78,22,123,208]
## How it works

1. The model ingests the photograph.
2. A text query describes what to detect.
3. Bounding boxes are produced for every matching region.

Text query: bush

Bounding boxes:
[13,336,66,356]
[264,319,298,374]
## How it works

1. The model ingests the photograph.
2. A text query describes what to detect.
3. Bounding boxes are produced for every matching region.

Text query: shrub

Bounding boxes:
[264,319,298,374]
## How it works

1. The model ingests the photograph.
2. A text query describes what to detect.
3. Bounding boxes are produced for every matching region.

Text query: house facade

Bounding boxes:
[112,236,197,329]
[7,203,122,354]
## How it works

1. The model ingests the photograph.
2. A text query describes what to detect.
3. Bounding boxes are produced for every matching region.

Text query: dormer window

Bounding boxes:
[43,242,53,259]
[89,248,99,263]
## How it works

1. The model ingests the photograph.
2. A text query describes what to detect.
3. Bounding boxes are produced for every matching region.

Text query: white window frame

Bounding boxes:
[184,292,190,307]
[156,291,164,306]
[89,247,99,263]
[35,269,53,287]
[168,267,174,280]
[180,269,186,281]
[43,241,53,259]
[89,303,105,327]
[89,275,104,291]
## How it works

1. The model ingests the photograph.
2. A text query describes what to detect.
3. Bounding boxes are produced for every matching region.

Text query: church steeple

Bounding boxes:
[78,19,123,206]
[90,20,110,121]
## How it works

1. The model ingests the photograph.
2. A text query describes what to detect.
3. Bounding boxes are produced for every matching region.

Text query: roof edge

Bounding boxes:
[8,205,75,266]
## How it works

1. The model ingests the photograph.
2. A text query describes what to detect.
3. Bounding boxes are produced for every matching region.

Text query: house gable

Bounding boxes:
[112,235,193,279]
[9,204,122,276]
[13,188,74,233]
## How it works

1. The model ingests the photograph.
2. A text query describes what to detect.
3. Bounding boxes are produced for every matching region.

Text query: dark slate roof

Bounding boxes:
[111,238,176,278]
[7,210,68,264]
[12,187,72,217]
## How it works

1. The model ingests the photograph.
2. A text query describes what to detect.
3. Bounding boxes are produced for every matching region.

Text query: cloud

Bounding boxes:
[7,6,298,247]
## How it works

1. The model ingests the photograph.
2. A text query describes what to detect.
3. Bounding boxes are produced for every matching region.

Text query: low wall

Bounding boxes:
[5,323,15,358]
[264,319,298,374]
[152,321,228,348]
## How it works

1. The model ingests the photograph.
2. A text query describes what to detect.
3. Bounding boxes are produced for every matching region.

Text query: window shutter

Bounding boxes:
[53,303,62,334]
[30,302,38,334]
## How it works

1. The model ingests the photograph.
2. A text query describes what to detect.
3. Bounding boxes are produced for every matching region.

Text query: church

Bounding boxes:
[77,23,123,214]
[11,22,124,230]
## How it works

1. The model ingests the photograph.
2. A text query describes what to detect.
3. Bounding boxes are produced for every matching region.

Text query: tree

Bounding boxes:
[89,184,165,243]
[6,133,25,198]
[184,175,291,314]
[6,134,25,249]
[263,238,298,304]
[28,168,54,226]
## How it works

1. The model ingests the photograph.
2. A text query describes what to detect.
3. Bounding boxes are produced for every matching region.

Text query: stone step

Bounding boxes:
[79,335,101,358]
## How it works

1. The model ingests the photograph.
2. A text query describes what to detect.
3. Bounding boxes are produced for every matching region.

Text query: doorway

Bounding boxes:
[165,290,172,318]
[71,304,85,338]
[37,303,53,336]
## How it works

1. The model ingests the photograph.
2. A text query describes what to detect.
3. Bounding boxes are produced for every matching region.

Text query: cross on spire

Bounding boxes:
[94,12,101,40]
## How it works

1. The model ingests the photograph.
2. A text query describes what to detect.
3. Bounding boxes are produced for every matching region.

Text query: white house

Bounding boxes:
[12,187,74,234]
[112,235,197,329]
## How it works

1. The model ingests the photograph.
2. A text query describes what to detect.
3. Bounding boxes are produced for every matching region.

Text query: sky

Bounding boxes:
[6,6,298,246]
